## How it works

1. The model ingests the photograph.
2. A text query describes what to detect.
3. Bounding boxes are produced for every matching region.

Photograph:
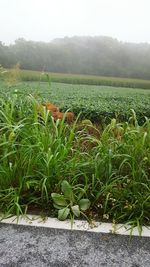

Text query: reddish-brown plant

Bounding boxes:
[66,112,74,123]
[52,111,64,120]
[43,102,59,112]
[52,111,74,123]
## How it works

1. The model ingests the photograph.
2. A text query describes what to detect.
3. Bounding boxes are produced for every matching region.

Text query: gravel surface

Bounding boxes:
[0,223,150,267]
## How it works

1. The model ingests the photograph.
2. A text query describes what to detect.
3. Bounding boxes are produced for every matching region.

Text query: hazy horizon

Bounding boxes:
[0,0,150,45]
[2,35,150,46]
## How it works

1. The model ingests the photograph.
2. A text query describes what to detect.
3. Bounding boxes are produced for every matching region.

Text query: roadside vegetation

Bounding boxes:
[0,68,149,233]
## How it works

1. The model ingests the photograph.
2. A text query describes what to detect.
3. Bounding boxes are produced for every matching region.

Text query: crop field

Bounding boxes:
[0,78,150,232]
[3,68,150,89]
[1,81,150,123]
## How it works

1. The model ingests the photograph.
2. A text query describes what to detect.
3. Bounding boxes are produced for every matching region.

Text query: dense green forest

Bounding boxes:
[1,36,150,79]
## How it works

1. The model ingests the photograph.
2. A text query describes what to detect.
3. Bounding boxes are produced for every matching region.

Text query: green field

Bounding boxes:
[3,68,150,89]
[1,80,150,123]
[0,78,150,232]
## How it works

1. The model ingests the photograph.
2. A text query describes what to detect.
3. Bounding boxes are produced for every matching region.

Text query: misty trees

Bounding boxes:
[0,41,16,67]
[0,36,150,79]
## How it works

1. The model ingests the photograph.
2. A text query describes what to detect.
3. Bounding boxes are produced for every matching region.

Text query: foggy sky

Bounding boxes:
[0,0,150,44]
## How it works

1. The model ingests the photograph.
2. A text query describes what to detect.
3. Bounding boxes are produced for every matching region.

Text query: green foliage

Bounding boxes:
[1,80,149,123]
[51,180,91,221]
[0,82,149,233]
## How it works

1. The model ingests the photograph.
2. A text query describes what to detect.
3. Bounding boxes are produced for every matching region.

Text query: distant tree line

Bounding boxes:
[1,36,150,79]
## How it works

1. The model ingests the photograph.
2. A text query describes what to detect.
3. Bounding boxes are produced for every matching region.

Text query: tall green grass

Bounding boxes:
[0,92,149,233]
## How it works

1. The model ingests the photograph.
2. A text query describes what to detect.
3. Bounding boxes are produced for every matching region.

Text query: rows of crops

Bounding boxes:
[3,68,150,89]
[1,81,150,123]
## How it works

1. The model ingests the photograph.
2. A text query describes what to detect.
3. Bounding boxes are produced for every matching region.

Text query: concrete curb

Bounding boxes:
[1,214,150,237]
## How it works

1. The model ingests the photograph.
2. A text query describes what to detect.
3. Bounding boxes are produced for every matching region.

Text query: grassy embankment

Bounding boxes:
[0,67,150,232]
[0,84,149,233]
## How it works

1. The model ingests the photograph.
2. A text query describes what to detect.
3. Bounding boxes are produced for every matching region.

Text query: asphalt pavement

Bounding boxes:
[0,223,150,267]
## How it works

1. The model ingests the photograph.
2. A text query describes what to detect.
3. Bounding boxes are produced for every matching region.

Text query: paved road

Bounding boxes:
[0,223,150,267]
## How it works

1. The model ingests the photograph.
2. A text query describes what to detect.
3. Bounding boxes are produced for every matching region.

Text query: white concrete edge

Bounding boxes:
[0,214,150,237]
